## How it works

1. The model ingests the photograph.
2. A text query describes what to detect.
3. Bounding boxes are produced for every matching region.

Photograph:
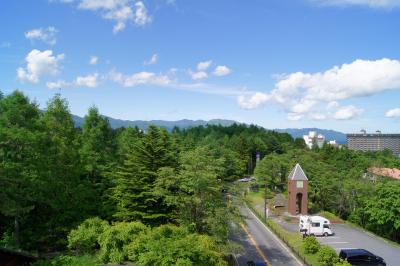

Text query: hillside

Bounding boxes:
[72,114,238,131]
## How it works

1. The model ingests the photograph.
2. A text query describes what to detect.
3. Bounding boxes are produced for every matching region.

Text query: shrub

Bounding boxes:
[126,224,227,266]
[317,246,339,266]
[33,254,99,266]
[0,230,18,249]
[67,217,109,253]
[98,221,148,263]
[303,236,320,254]
[333,259,352,266]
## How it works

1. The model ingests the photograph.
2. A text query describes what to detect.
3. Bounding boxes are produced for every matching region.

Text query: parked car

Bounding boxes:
[299,215,334,236]
[339,249,386,266]
[237,176,256,182]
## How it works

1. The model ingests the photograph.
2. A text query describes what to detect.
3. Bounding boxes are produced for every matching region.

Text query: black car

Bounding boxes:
[339,249,386,266]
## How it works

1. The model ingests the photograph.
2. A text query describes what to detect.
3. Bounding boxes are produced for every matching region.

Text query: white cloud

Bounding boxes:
[213,65,231,76]
[333,105,363,120]
[46,73,99,89]
[237,92,271,109]
[76,73,99,87]
[134,1,152,26]
[237,58,400,120]
[189,71,208,80]
[312,0,400,8]
[46,80,70,89]
[57,0,152,33]
[107,69,248,96]
[25,27,58,45]
[197,60,212,71]
[89,56,98,65]
[144,54,158,65]
[17,49,64,83]
[287,113,303,121]
[327,101,339,109]
[385,108,400,118]
[109,70,171,87]
[310,113,328,120]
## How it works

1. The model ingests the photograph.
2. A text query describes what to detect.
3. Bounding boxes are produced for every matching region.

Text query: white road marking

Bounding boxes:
[245,205,304,266]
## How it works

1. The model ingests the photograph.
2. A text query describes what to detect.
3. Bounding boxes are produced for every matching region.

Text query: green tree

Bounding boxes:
[127,224,227,266]
[155,147,232,240]
[30,95,97,246]
[363,182,400,240]
[0,91,43,247]
[79,106,116,218]
[110,125,177,224]
[80,106,116,182]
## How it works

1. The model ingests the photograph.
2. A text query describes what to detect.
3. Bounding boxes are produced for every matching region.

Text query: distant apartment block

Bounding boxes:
[303,131,326,149]
[347,130,400,156]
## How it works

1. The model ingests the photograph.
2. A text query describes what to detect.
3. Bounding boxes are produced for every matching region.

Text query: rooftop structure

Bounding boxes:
[288,163,309,181]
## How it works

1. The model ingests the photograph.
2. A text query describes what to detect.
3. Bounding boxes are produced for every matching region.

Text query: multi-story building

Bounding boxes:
[303,131,326,149]
[347,130,400,156]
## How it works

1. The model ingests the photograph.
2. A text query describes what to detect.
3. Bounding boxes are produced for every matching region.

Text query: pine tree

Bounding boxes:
[30,94,96,246]
[0,91,43,247]
[110,126,177,224]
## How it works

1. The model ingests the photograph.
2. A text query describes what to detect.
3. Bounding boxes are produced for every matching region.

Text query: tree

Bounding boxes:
[80,106,116,183]
[363,182,400,240]
[79,106,117,219]
[126,224,227,266]
[29,95,96,247]
[155,147,231,240]
[110,126,177,224]
[0,91,43,247]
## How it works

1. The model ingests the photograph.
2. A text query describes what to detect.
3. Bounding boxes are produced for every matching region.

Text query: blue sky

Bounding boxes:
[1,0,400,133]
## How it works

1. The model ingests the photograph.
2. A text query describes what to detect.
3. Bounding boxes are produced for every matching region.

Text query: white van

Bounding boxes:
[299,215,334,237]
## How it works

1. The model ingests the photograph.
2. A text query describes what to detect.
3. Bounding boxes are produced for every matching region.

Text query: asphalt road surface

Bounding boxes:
[233,206,303,266]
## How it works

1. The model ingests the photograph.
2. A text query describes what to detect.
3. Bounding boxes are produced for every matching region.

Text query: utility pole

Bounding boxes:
[264,183,267,221]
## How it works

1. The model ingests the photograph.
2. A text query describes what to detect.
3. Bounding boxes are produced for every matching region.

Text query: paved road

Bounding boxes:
[233,206,303,266]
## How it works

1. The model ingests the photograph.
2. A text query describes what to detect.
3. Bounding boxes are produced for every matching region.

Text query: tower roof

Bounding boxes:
[288,163,308,181]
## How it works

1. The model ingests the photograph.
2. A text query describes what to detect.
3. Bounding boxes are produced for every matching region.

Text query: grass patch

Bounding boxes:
[246,190,265,206]
[318,211,343,223]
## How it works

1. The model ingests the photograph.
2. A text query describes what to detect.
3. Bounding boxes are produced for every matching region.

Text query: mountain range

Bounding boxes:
[72,115,347,144]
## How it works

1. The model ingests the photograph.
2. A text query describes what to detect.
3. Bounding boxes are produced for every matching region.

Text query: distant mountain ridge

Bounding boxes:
[72,114,238,131]
[71,115,347,143]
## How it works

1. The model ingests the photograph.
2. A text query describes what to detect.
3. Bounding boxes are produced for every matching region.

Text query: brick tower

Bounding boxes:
[287,163,308,215]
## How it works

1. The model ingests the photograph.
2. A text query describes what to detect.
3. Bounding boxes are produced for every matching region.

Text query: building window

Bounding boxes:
[296,181,303,188]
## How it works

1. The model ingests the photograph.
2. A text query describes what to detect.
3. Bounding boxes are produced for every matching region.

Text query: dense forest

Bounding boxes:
[0,91,298,265]
[0,90,399,265]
